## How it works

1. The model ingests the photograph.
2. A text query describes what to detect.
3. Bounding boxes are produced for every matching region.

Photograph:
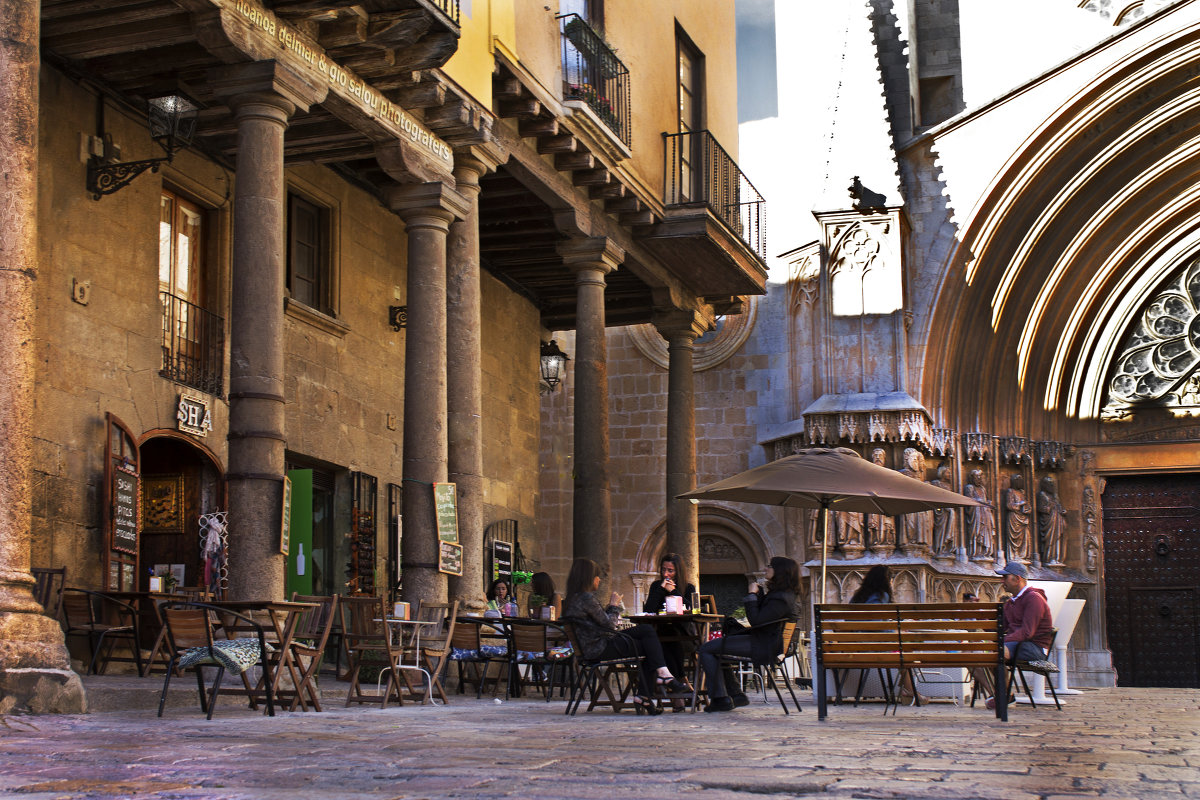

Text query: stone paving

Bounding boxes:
[0,682,1197,800]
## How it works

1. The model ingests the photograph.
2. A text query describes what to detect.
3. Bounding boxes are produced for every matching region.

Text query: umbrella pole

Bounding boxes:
[819,502,829,604]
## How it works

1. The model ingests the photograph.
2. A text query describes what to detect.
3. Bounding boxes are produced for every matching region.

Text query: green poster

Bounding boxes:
[285,469,314,597]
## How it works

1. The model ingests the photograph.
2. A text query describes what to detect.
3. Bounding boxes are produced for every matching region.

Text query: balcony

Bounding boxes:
[161,292,224,397]
[558,14,631,148]
[636,131,768,297]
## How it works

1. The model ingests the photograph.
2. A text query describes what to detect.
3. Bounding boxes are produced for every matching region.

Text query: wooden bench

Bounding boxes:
[814,603,1008,721]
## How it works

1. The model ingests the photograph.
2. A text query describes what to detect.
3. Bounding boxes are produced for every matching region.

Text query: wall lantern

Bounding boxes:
[540,340,570,392]
[87,93,200,200]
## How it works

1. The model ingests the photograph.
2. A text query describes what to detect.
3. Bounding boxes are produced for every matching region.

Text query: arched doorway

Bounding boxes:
[634,507,770,616]
[137,432,225,593]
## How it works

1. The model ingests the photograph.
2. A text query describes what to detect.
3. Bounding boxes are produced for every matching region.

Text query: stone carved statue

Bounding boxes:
[964,469,997,562]
[866,447,896,554]
[1083,486,1100,573]
[930,463,956,558]
[898,447,932,555]
[1037,475,1067,566]
[835,510,865,559]
[1004,473,1031,562]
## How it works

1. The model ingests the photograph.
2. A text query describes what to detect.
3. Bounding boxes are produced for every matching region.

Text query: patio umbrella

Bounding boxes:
[678,447,982,601]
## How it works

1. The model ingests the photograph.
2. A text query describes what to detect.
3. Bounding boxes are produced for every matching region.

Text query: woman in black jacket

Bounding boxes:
[697,556,799,712]
[562,557,688,715]
[642,552,698,698]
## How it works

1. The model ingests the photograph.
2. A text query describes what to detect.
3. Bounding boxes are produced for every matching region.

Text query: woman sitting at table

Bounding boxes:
[529,571,563,619]
[697,556,799,712]
[850,564,928,705]
[642,552,698,708]
[486,578,513,613]
[562,557,689,716]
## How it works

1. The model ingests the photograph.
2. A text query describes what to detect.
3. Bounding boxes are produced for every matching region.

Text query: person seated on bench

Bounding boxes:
[850,565,927,706]
[963,591,996,701]
[987,560,1054,710]
[697,556,799,712]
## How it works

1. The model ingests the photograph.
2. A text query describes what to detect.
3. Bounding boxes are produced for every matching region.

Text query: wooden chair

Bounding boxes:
[447,618,508,698]
[1005,634,1062,711]
[288,593,340,711]
[157,601,273,720]
[31,566,66,620]
[560,621,642,715]
[699,594,718,615]
[340,595,412,708]
[508,620,568,701]
[144,588,214,677]
[61,588,143,676]
[714,619,802,715]
[415,600,459,704]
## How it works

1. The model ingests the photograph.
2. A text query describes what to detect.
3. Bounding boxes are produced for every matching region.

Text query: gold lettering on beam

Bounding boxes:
[227,0,454,165]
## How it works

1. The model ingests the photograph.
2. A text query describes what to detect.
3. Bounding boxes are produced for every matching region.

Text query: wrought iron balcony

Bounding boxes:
[663,130,766,260]
[427,0,460,26]
[160,291,224,396]
[558,14,631,147]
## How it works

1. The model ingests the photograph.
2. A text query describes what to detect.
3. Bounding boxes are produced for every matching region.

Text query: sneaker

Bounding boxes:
[731,692,750,708]
[704,696,735,712]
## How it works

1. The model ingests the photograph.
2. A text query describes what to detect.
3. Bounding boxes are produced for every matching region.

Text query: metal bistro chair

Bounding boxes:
[31,566,66,620]
[715,619,803,715]
[1006,633,1062,711]
[61,588,143,676]
[157,601,274,720]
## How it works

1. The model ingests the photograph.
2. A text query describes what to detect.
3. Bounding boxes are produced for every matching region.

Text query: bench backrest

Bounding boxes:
[815,603,1004,670]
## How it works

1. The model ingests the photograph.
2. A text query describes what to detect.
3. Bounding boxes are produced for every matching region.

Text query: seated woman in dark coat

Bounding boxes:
[562,557,688,715]
[850,564,927,705]
[642,552,698,694]
[697,556,800,712]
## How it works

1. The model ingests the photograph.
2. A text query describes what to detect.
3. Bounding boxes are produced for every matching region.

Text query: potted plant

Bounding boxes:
[528,593,548,619]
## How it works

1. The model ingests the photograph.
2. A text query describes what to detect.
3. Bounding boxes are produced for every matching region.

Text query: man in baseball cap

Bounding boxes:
[985,560,1055,709]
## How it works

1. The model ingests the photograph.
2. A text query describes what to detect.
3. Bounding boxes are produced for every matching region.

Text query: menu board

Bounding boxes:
[491,540,512,584]
[433,482,458,543]
[438,541,463,576]
[111,464,139,554]
[280,475,292,556]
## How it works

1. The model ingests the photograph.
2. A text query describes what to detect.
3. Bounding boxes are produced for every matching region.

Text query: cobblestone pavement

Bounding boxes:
[0,685,1197,800]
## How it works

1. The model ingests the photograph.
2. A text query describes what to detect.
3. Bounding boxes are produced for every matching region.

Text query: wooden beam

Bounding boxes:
[519,117,559,138]
[497,98,541,119]
[537,135,577,155]
[590,183,626,200]
[605,196,642,213]
[554,152,594,171]
[572,168,611,187]
[391,80,446,109]
[494,77,522,100]
[621,210,655,226]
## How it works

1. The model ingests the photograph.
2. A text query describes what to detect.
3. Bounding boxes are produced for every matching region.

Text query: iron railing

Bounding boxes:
[160,291,224,396]
[558,14,630,146]
[428,0,460,25]
[663,129,766,260]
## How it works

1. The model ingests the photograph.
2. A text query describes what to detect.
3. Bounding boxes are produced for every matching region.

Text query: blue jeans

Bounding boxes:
[698,634,753,700]
[1005,640,1047,662]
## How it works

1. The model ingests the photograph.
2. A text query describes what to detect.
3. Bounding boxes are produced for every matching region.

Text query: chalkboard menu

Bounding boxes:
[439,541,463,576]
[491,540,512,584]
[111,464,139,555]
[351,472,377,595]
[433,482,458,543]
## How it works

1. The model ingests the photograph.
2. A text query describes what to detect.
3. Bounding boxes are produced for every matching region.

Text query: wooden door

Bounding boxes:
[1101,474,1200,687]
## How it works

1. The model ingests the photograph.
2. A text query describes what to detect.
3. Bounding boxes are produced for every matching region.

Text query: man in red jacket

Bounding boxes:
[987,560,1056,710]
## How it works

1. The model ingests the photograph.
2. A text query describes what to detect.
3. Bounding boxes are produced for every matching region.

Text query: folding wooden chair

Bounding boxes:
[340,595,414,708]
[560,622,642,715]
[447,618,508,698]
[416,600,459,704]
[288,593,339,711]
[715,620,803,714]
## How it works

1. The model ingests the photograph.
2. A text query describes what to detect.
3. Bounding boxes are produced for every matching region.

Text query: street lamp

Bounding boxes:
[87,92,200,199]
[540,340,569,392]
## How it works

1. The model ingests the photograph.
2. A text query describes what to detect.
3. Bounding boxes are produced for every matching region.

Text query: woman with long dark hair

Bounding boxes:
[849,564,927,704]
[697,556,800,712]
[642,552,698,705]
[562,557,688,715]
[529,571,562,618]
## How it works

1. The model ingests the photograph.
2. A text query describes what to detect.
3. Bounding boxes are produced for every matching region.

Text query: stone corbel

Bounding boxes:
[962,432,994,462]
[386,180,471,222]
[999,436,1029,465]
[929,427,956,457]
[1035,441,1069,470]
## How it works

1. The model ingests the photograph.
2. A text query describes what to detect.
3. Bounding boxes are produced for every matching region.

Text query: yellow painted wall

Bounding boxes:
[443,0,521,110]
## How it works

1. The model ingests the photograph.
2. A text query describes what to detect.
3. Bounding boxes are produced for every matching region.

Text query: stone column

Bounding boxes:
[654,310,707,591]
[446,148,502,613]
[0,0,86,713]
[390,182,469,605]
[211,62,322,600]
[558,239,623,587]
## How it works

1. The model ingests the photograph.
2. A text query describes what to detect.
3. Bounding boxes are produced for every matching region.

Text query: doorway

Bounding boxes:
[138,434,224,592]
[1101,473,1200,687]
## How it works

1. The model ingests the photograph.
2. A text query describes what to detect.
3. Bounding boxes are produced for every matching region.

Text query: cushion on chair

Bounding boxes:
[450,647,479,660]
[177,639,272,675]
[479,644,508,658]
[546,645,573,660]
[515,650,544,663]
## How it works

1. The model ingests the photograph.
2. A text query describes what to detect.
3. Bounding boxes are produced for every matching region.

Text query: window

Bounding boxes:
[561,0,602,29]
[677,32,704,202]
[159,189,223,395]
[287,192,331,314]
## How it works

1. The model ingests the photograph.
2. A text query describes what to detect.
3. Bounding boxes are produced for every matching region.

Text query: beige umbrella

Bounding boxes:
[679,447,982,600]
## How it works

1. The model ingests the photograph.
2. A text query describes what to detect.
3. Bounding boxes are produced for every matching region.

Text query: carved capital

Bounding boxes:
[386,181,470,224]
[557,237,624,275]
[209,60,324,116]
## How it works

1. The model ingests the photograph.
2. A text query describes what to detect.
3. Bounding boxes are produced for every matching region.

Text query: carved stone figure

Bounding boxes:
[964,469,997,562]
[1037,475,1067,566]
[930,463,956,558]
[866,447,895,554]
[898,447,932,555]
[835,510,865,559]
[1004,473,1031,562]
[1083,486,1100,573]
